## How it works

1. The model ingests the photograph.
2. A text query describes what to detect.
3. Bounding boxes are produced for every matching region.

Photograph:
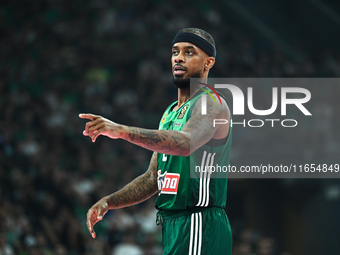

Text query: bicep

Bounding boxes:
[181,95,230,153]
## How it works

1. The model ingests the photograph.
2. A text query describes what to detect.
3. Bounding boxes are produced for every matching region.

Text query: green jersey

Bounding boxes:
[155,90,232,211]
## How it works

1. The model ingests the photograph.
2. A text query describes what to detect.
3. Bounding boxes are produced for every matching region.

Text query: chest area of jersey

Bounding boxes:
[159,104,190,130]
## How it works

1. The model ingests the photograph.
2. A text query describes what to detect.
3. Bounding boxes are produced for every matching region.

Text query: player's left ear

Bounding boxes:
[204,57,215,70]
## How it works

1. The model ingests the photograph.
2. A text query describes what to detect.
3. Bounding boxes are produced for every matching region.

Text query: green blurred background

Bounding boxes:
[1,0,340,254]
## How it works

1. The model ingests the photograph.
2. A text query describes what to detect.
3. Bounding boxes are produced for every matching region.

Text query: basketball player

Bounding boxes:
[80,28,232,255]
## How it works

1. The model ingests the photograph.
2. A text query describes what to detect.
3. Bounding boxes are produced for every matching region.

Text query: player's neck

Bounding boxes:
[176,87,190,107]
[177,77,207,107]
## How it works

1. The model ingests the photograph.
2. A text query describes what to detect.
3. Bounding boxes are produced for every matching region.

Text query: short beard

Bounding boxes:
[172,70,203,89]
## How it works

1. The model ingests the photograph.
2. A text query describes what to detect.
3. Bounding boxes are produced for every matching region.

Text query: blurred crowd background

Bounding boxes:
[1,0,340,254]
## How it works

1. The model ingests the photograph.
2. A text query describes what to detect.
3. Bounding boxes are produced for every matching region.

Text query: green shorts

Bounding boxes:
[158,207,232,255]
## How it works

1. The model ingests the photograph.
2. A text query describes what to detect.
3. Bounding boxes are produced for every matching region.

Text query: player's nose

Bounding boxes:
[174,53,185,63]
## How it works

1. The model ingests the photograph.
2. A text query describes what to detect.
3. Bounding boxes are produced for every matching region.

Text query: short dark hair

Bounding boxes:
[179,28,216,48]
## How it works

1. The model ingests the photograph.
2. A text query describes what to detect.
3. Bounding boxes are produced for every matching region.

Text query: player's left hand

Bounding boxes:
[86,198,109,238]
[79,113,123,142]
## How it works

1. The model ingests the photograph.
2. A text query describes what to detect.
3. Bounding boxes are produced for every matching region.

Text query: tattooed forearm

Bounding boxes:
[107,172,157,209]
[118,93,228,156]
[107,153,158,209]
[121,127,190,156]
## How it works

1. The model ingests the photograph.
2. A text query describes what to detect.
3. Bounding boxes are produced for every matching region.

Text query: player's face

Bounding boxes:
[171,42,208,80]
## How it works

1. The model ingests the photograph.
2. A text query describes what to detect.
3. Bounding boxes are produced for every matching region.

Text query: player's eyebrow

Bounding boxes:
[172,45,197,50]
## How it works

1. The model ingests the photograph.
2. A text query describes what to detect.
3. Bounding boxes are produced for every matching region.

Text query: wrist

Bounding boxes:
[106,123,128,140]
[117,125,130,140]
[103,195,114,209]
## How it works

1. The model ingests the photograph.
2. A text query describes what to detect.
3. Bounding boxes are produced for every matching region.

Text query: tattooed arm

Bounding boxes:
[79,94,230,156]
[86,152,158,238]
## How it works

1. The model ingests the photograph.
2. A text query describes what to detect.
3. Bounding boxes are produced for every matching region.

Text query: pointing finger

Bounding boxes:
[79,113,98,120]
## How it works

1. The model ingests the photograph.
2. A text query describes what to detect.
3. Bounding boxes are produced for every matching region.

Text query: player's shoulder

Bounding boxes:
[191,92,230,118]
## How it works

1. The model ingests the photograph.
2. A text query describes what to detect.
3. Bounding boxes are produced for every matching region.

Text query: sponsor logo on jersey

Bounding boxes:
[177,104,189,119]
[157,170,180,195]
[173,122,182,127]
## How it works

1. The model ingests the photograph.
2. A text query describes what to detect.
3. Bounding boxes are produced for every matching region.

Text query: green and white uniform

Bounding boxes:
[155,90,232,255]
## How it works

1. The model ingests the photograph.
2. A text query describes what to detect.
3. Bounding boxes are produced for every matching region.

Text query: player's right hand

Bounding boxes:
[79,113,124,142]
[86,198,109,238]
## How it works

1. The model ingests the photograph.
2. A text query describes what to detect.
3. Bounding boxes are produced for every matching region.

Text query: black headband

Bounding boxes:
[172,32,216,58]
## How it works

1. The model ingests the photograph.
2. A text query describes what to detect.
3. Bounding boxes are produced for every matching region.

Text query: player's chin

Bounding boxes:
[173,73,190,79]
[173,75,187,83]
[174,74,184,79]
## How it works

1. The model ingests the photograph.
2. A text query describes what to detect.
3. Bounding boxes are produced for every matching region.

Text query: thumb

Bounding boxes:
[97,207,104,220]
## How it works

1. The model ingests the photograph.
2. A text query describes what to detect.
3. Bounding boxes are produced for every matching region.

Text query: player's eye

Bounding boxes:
[186,50,194,56]
[172,50,179,56]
